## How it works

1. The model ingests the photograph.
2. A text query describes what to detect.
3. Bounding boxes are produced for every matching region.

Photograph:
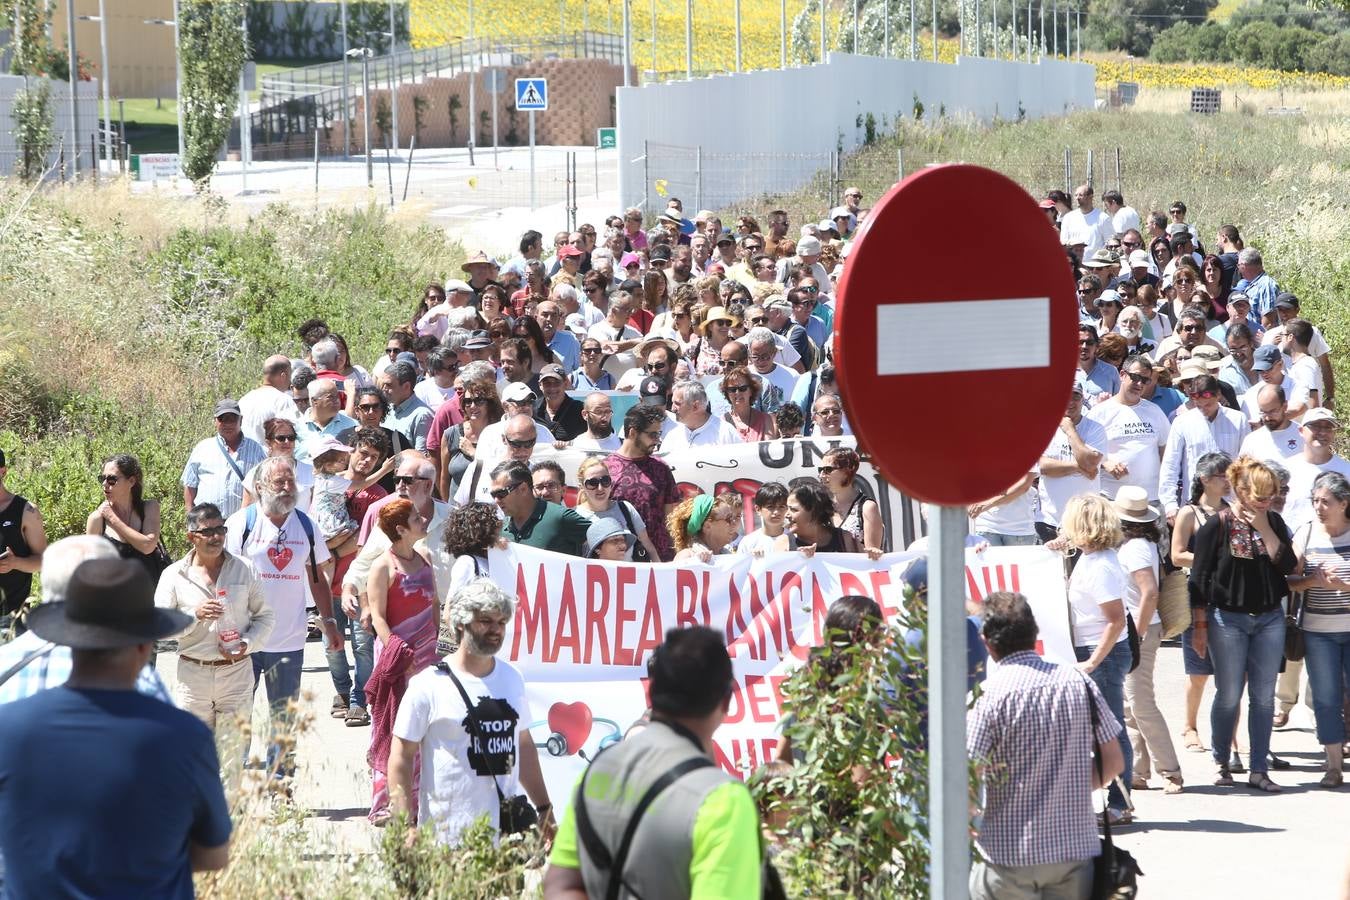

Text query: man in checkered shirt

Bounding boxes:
[968,592,1124,900]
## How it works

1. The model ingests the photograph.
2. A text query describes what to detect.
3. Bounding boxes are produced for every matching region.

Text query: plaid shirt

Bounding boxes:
[0,632,172,706]
[967,651,1120,868]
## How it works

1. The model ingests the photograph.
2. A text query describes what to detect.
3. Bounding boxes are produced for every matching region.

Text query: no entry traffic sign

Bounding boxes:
[834,164,1078,506]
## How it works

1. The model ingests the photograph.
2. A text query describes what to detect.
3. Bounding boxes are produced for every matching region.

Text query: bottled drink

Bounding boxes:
[216,590,243,654]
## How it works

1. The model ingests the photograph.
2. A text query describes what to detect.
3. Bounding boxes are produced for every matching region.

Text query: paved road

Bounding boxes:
[169,631,1350,896]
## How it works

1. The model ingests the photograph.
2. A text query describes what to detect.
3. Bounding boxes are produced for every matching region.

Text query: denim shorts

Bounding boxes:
[1181,622,1214,676]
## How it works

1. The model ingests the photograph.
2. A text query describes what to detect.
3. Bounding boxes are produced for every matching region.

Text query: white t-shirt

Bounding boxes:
[973,477,1037,537]
[475,420,557,465]
[660,415,745,451]
[415,378,456,411]
[749,363,799,404]
[738,529,785,556]
[1287,355,1324,397]
[1059,208,1114,255]
[1086,398,1170,501]
[570,432,622,452]
[1037,418,1108,527]
[1118,537,1161,627]
[1283,454,1350,533]
[225,507,332,653]
[1239,424,1305,464]
[238,385,300,446]
[1068,548,1128,648]
[393,660,531,846]
[1263,323,1330,358]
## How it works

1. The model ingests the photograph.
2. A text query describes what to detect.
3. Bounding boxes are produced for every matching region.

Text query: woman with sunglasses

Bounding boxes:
[572,338,615,391]
[511,259,549,318]
[410,283,446,331]
[328,333,375,419]
[513,315,560,376]
[819,448,884,552]
[1188,456,1296,792]
[1149,236,1173,275]
[439,383,504,502]
[1133,284,1171,342]
[786,482,880,557]
[86,453,166,579]
[669,492,742,563]
[721,366,778,441]
[351,387,402,492]
[373,328,414,377]
[690,306,739,377]
[574,456,660,563]
[1168,257,1203,324]
[241,417,315,512]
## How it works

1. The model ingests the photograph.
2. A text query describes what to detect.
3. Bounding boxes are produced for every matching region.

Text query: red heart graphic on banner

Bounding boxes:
[267,546,293,571]
[547,701,593,756]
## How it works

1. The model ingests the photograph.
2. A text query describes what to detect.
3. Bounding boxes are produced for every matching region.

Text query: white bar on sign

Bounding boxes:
[876,298,1050,376]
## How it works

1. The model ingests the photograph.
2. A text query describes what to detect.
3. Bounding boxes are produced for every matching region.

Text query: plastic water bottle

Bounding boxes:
[216,590,243,655]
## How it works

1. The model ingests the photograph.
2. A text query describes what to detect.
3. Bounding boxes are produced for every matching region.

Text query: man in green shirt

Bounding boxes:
[490,460,591,556]
[543,626,764,900]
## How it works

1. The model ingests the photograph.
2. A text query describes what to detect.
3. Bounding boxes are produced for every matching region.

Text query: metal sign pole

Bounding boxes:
[529,109,536,210]
[929,504,971,899]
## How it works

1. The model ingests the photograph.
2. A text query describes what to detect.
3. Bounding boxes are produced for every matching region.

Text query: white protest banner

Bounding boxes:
[485,543,1071,809]
[532,436,923,551]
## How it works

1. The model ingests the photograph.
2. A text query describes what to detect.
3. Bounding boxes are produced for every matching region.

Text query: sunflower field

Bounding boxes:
[1090,55,1350,91]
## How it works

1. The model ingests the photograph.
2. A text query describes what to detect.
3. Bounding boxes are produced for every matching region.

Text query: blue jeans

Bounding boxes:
[977,532,1040,547]
[1075,638,1133,812]
[326,601,374,708]
[252,650,303,779]
[1208,606,1285,773]
[1302,630,1350,745]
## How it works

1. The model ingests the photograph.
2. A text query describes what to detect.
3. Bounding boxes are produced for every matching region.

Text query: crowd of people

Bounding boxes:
[0,183,1347,899]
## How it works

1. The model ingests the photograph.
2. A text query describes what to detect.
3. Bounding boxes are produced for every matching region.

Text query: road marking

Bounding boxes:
[876,298,1050,375]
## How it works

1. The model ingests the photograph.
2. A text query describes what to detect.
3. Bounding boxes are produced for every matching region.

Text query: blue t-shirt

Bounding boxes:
[0,687,232,899]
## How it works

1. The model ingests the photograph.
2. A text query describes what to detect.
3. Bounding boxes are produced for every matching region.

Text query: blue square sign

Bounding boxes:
[515,77,548,111]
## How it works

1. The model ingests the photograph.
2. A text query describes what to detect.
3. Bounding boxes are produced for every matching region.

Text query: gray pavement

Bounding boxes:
[161,634,1350,896]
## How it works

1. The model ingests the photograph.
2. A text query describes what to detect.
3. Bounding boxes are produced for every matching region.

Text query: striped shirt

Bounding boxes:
[1158,405,1247,516]
[1297,525,1350,633]
[968,651,1120,867]
[180,435,266,520]
[0,632,172,706]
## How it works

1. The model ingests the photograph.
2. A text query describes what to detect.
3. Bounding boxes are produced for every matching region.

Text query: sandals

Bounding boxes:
[1319,770,1343,789]
[1272,710,1289,729]
[1162,776,1184,795]
[1214,764,1234,787]
[1131,776,1151,791]
[1247,773,1282,793]
[1181,728,1205,752]
[1099,808,1132,827]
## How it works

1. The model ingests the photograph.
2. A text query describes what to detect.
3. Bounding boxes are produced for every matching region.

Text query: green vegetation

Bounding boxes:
[1150,1,1350,73]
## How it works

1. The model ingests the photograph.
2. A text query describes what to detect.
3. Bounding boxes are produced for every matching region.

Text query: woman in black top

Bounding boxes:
[86,454,165,580]
[1188,456,1296,792]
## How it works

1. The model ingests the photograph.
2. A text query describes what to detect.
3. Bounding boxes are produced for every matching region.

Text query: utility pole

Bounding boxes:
[621,0,631,85]
[76,1,112,163]
[388,0,399,152]
[347,46,373,185]
[64,0,79,176]
[685,0,692,78]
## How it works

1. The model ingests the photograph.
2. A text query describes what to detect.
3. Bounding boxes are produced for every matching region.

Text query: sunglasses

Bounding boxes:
[505,437,535,449]
[798,286,819,294]
[646,362,669,372]
[1187,389,1218,400]
[1125,371,1151,385]
[582,347,603,355]
[393,475,430,486]
[1174,278,1195,285]
[748,316,767,326]
[791,299,814,307]
[725,384,751,394]
[386,346,402,355]
[98,474,121,485]
[490,482,523,500]
[818,465,837,476]
[357,402,383,412]
[583,475,613,489]
[271,434,298,443]
[191,525,228,538]
[293,398,311,408]
[462,396,488,407]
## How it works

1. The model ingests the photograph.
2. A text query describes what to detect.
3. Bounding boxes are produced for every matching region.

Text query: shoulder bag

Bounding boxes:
[1285,523,1314,663]
[436,662,538,834]
[615,502,651,563]
[1086,680,1144,899]
[1064,550,1139,672]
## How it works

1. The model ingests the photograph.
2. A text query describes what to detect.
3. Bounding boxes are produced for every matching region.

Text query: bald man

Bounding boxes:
[239,355,301,444]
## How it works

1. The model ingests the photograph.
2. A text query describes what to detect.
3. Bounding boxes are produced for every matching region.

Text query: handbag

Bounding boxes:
[1064,550,1137,672]
[1086,681,1144,899]
[1157,566,1191,640]
[1284,591,1306,663]
[1124,612,1141,674]
[438,663,539,835]
[616,501,651,563]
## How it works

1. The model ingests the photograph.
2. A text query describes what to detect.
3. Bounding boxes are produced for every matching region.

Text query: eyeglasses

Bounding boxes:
[1077,288,1093,295]
[721,357,745,367]
[1125,371,1151,385]
[357,402,383,412]
[1187,389,1218,400]
[815,407,842,417]
[725,384,751,394]
[749,352,775,363]
[581,347,603,355]
[462,396,488,407]
[1078,339,1097,347]
[744,244,763,252]
[798,285,819,294]
[646,361,669,372]
[791,299,814,307]
[191,525,228,538]
[748,316,767,326]
[1180,324,1203,332]
[489,482,524,500]
[641,430,663,441]
[818,465,837,476]
[1174,278,1195,285]
[1121,240,1140,249]
[534,481,561,493]
[98,474,121,485]
[386,346,402,355]
[505,437,535,449]
[583,475,613,489]
[271,434,298,443]
[393,474,431,486]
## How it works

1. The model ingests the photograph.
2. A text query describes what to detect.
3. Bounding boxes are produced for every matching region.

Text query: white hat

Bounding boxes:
[1127,250,1150,268]
[797,236,822,256]
[1111,485,1160,523]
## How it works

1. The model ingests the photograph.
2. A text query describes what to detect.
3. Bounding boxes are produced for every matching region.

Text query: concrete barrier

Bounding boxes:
[616,52,1096,210]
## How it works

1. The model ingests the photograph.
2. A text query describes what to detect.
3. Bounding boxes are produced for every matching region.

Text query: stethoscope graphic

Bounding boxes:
[526,701,623,761]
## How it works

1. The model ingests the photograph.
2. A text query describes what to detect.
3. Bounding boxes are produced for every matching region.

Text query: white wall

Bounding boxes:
[0,74,101,174]
[616,53,1096,210]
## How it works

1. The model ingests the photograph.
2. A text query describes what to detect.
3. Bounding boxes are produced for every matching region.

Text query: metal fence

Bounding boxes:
[638,140,1128,226]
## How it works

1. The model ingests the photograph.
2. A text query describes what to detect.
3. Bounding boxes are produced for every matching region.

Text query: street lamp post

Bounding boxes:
[143,6,184,170]
[341,0,350,158]
[64,0,79,177]
[76,2,111,164]
[387,0,398,152]
[347,46,373,185]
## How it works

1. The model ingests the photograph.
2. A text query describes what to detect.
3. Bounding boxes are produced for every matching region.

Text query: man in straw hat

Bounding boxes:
[0,558,231,895]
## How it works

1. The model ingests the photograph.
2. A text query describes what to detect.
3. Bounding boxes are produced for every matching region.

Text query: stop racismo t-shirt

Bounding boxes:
[392,659,532,846]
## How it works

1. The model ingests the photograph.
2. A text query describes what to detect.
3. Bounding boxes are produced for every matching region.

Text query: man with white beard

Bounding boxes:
[1115,306,1154,355]
[226,456,340,789]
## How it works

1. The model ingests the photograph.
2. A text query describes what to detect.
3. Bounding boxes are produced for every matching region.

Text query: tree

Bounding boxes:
[11,79,54,180]
[1087,0,1216,55]
[178,0,248,187]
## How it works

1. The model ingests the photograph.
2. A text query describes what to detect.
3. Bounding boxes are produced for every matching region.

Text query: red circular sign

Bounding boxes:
[834,164,1078,506]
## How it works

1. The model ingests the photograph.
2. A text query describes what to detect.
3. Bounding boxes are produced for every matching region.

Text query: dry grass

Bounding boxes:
[1128,86,1350,115]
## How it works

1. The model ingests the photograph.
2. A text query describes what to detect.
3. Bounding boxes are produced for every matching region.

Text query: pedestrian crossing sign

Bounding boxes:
[515,78,548,111]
